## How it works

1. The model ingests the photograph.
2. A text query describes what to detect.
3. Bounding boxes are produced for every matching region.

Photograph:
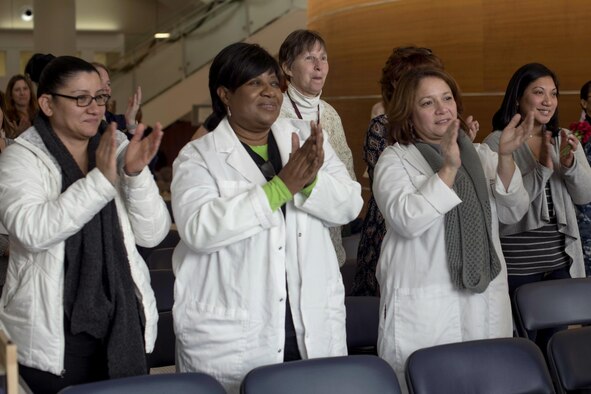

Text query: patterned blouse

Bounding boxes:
[351,114,389,296]
[576,117,591,276]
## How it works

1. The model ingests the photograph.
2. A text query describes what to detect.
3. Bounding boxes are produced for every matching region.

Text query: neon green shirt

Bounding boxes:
[250,144,316,212]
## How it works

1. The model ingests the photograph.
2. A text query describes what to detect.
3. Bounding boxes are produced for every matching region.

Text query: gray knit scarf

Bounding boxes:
[415,131,501,293]
[34,116,147,377]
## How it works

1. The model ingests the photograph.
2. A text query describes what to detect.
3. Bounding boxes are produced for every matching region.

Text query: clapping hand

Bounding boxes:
[96,122,119,185]
[278,121,324,194]
[559,128,579,168]
[125,86,142,128]
[440,119,461,170]
[466,115,479,142]
[124,122,163,175]
[498,112,534,157]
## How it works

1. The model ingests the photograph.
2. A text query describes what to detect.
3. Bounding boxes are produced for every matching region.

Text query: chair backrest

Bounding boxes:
[514,277,591,338]
[405,337,555,394]
[547,326,591,393]
[345,296,379,354]
[58,372,225,394]
[146,247,175,270]
[241,355,401,394]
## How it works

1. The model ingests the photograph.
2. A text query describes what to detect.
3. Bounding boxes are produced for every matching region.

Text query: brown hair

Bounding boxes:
[0,90,16,138]
[380,46,443,107]
[388,68,467,145]
[5,74,38,132]
[278,29,326,82]
[91,62,109,76]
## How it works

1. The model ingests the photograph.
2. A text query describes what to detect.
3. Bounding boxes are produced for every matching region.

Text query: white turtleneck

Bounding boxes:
[282,84,323,121]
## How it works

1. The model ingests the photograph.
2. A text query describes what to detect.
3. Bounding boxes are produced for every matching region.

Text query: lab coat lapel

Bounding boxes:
[213,118,266,184]
[402,144,436,176]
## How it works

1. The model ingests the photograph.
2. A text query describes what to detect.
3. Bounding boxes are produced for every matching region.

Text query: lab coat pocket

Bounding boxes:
[392,287,461,367]
[176,301,248,379]
[218,180,253,198]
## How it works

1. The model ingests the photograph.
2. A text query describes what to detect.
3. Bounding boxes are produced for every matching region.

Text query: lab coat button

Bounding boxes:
[278,246,283,250]
[279,298,284,302]
[278,348,282,353]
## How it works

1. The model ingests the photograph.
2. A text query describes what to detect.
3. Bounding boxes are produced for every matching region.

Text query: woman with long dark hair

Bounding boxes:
[4,74,38,135]
[484,63,591,293]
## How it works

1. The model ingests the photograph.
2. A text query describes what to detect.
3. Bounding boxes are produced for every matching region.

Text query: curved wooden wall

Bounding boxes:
[308,0,591,205]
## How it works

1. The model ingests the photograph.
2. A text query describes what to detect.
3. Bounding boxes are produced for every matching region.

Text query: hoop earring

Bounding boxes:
[227,106,232,117]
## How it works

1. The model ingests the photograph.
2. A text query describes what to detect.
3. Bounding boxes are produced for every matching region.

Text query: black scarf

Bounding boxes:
[241,131,285,215]
[415,131,501,293]
[34,116,146,377]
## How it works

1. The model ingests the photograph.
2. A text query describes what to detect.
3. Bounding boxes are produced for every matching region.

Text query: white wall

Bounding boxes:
[0,31,124,90]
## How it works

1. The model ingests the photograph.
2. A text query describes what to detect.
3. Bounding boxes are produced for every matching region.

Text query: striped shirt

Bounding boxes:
[500,182,570,276]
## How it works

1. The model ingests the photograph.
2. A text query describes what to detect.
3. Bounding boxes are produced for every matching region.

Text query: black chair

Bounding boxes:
[146,247,175,270]
[241,355,401,394]
[345,296,379,355]
[58,372,225,393]
[405,337,555,394]
[147,269,176,369]
[547,326,591,393]
[513,277,591,339]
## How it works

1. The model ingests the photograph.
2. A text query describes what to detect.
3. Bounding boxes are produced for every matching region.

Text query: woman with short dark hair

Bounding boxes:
[171,42,362,393]
[0,56,170,393]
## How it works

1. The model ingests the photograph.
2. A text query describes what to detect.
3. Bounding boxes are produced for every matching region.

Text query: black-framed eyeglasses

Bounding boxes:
[50,92,111,107]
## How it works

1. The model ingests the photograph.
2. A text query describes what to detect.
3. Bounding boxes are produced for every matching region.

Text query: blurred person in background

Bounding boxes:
[4,74,38,135]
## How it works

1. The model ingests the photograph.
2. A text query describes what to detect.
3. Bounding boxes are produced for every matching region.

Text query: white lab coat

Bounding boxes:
[171,117,363,393]
[373,142,529,392]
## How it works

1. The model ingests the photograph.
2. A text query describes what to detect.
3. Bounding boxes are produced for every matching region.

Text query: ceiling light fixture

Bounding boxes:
[154,32,170,39]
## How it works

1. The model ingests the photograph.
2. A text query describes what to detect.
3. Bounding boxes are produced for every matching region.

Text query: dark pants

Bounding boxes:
[283,291,302,362]
[19,329,109,394]
[508,266,571,356]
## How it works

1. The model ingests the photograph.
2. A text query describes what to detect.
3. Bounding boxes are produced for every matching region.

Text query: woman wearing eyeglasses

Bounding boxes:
[0,56,170,393]
[171,43,363,393]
